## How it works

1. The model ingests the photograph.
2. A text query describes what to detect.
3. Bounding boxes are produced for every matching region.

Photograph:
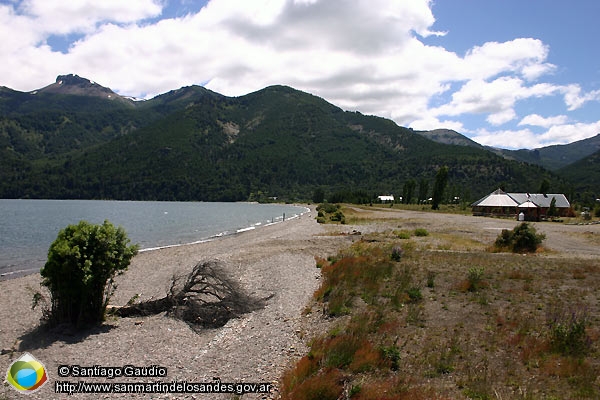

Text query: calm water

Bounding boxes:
[0,200,308,278]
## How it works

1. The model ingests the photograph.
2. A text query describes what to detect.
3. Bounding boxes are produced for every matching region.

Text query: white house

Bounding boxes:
[377,195,395,203]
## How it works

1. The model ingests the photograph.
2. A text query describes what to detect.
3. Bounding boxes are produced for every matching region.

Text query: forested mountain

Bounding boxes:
[419,128,600,172]
[0,76,579,203]
[558,150,600,198]
[415,129,484,149]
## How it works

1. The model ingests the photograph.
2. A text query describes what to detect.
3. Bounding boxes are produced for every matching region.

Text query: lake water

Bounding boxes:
[0,200,308,279]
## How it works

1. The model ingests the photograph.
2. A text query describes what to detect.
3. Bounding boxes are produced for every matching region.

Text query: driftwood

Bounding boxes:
[115,260,270,330]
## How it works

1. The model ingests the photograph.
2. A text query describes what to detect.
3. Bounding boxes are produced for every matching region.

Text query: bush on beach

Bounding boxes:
[316,203,346,224]
[39,220,138,327]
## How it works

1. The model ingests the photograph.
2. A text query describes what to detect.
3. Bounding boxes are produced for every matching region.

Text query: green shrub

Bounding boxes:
[380,345,401,371]
[494,229,513,249]
[511,222,546,252]
[395,230,411,239]
[329,210,345,222]
[40,220,138,326]
[407,286,423,302]
[547,306,591,356]
[316,203,345,224]
[426,270,436,288]
[414,228,429,237]
[316,203,339,214]
[467,267,485,292]
[494,222,545,253]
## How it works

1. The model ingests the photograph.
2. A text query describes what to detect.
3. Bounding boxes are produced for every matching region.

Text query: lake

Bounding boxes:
[0,200,308,278]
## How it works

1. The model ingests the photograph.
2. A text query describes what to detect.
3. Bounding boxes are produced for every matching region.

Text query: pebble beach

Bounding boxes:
[0,208,355,399]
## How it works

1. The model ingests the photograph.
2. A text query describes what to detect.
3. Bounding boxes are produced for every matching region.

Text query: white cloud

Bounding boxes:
[460,38,555,81]
[409,116,465,132]
[471,128,538,149]
[561,84,600,111]
[431,77,558,121]
[519,114,568,128]
[0,0,596,149]
[540,121,600,145]
[19,0,163,34]
[487,109,517,126]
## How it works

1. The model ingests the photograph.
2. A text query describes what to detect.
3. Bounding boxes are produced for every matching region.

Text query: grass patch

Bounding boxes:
[414,228,429,237]
[281,214,600,399]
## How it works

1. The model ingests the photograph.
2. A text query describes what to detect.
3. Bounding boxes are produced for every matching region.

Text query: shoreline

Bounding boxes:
[137,205,309,253]
[0,205,354,399]
[0,204,311,281]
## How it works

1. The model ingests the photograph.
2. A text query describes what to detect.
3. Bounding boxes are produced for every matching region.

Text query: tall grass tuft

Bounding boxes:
[546,305,591,357]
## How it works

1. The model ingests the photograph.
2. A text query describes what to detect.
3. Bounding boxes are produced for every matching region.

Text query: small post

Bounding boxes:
[283,213,286,221]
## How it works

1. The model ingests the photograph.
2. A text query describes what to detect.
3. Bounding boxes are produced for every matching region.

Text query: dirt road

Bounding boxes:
[345,206,600,258]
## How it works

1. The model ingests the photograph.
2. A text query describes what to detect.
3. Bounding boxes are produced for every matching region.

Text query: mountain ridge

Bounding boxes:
[417,128,600,171]
[0,74,592,203]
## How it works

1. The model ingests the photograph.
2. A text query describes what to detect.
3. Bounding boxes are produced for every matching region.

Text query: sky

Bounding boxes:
[1,0,599,150]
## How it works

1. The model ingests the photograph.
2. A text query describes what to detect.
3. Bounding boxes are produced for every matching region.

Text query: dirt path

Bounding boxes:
[345,206,600,257]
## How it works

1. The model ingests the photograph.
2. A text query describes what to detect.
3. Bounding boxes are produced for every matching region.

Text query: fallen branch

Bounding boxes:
[114,260,269,330]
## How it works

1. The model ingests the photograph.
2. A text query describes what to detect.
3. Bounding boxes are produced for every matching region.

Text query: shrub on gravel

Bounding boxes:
[494,222,545,253]
[40,220,138,327]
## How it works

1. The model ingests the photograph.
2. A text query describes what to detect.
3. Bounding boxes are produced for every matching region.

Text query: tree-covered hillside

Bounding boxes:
[558,150,600,202]
[418,127,600,173]
[0,81,570,203]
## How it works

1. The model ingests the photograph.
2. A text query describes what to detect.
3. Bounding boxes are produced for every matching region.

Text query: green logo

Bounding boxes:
[6,352,48,393]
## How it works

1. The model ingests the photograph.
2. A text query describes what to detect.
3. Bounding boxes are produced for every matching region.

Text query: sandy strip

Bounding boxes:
[0,208,356,399]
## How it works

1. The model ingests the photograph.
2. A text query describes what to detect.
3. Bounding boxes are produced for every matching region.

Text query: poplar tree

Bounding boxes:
[431,166,449,210]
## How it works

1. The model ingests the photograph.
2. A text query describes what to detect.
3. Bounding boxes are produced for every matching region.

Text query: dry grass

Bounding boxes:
[280,212,600,399]
[573,231,600,246]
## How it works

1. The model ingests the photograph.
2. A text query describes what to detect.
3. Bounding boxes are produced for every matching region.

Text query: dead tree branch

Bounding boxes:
[114,260,269,330]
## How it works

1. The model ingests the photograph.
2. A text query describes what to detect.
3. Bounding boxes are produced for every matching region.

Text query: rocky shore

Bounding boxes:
[0,209,356,399]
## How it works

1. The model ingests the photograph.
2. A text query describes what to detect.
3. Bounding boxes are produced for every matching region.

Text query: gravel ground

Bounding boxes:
[0,208,356,400]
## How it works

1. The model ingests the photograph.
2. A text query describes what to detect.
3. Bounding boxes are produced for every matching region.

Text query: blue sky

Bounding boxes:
[1,0,599,149]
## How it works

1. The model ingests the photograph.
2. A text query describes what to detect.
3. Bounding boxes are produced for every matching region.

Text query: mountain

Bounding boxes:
[498,134,600,171]
[0,77,227,161]
[558,149,600,196]
[34,74,129,101]
[0,76,572,202]
[415,129,483,148]
[419,128,600,171]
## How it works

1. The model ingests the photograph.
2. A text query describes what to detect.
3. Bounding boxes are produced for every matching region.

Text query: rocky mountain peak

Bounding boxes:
[55,74,96,87]
[35,74,128,103]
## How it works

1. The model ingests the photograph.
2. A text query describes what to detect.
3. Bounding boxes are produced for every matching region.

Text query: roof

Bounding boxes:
[472,189,571,208]
[518,200,539,208]
[508,193,570,208]
[472,189,518,207]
